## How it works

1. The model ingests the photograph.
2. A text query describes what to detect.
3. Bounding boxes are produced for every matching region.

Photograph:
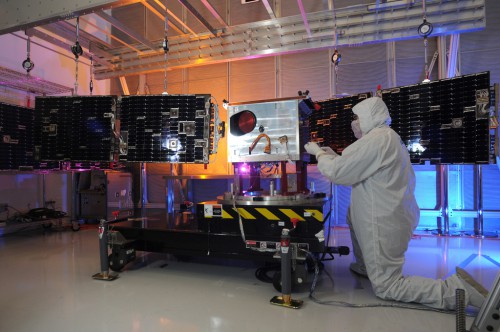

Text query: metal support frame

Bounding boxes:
[474,165,484,237]
[118,76,130,95]
[177,0,218,36]
[296,0,311,38]
[386,41,396,88]
[437,35,447,79]
[94,0,485,79]
[26,26,113,66]
[447,33,461,78]
[0,0,143,35]
[143,0,187,35]
[200,0,228,28]
[0,64,74,96]
[437,165,450,235]
[138,74,147,94]
[261,0,277,20]
[78,17,144,55]
[94,11,158,50]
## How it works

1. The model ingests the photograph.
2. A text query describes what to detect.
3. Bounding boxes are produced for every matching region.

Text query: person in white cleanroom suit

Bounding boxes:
[304,97,488,310]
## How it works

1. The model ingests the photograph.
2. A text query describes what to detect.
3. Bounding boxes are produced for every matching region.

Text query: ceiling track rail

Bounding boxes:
[94,0,485,80]
[0,65,74,95]
[0,0,143,35]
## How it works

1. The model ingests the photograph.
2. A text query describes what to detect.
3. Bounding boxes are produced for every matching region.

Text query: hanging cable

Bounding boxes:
[89,44,94,96]
[22,31,35,108]
[330,0,341,83]
[22,32,35,73]
[418,0,433,82]
[162,2,169,95]
[71,16,84,95]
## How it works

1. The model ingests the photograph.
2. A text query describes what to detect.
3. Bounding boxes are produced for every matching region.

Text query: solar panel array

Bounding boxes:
[307,72,493,164]
[308,93,372,155]
[0,102,35,170]
[381,71,491,164]
[119,94,213,163]
[35,96,117,162]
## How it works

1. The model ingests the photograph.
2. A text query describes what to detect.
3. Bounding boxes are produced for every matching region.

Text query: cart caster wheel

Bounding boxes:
[272,271,297,293]
[72,222,80,232]
[109,253,126,272]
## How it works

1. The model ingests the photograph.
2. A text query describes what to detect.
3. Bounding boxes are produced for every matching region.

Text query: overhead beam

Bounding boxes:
[261,0,277,20]
[177,0,218,35]
[119,76,130,95]
[94,10,158,50]
[95,0,485,80]
[0,0,142,35]
[26,28,112,68]
[151,0,197,36]
[200,0,228,28]
[34,22,113,61]
[323,0,333,11]
[58,20,114,50]
[79,16,144,55]
[142,0,187,35]
[297,0,312,38]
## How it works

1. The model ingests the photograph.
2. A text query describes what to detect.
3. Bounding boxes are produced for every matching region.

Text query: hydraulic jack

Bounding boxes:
[92,219,119,281]
[270,227,304,309]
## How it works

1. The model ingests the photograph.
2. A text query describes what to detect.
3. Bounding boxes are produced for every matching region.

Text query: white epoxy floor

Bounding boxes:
[0,225,499,332]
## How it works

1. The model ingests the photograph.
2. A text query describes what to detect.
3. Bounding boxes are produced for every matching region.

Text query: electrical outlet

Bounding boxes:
[0,203,8,213]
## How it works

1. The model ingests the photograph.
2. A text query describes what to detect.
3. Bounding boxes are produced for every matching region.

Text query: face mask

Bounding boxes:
[351,119,362,139]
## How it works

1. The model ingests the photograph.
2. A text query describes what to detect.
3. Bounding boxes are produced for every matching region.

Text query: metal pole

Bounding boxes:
[474,164,484,237]
[435,164,450,235]
[42,173,46,208]
[442,165,450,235]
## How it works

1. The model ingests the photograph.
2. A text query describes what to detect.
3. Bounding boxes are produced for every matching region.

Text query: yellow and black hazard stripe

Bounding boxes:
[217,205,324,223]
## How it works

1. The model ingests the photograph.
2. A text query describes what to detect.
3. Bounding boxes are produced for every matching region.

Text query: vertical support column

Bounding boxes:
[71,172,78,221]
[138,74,146,95]
[442,165,450,235]
[333,183,339,226]
[227,62,231,110]
[118,76,130,95]
[435,164,450,235]
[280,161,288,195]
[42,173,47,208]
[474,164,484,237]
[166,164,175,214]
[437,36,447,79]
[295,161,307,193]
[141,162,148,210]
[386,41,396,88]
[447,34,461,78]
